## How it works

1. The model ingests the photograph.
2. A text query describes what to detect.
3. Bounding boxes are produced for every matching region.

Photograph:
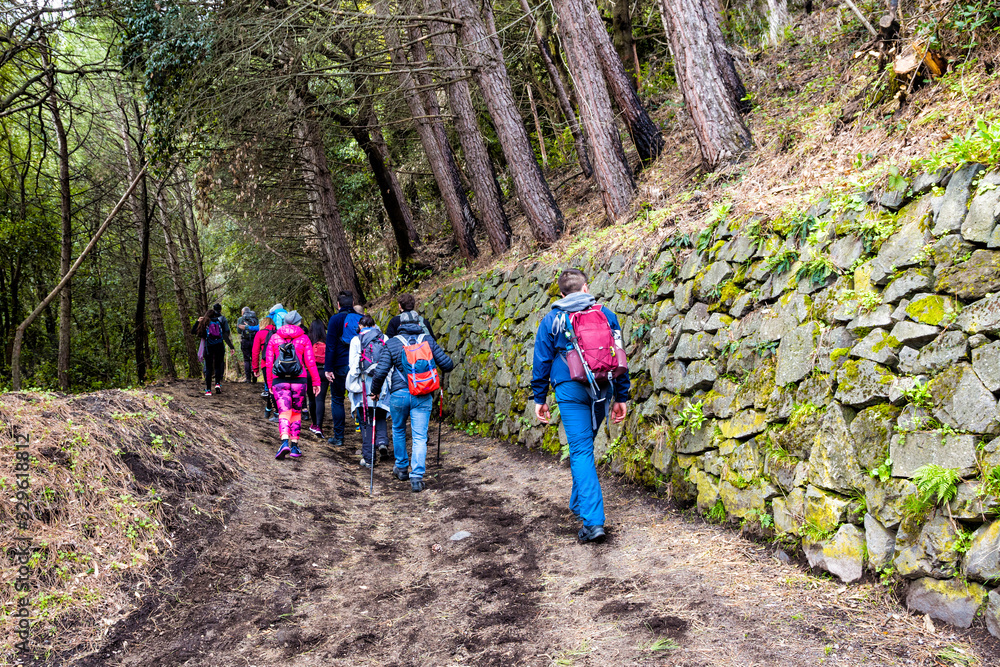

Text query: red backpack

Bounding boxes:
[562,305,628,385]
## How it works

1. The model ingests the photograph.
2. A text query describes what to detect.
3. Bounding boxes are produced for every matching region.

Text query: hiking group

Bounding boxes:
[196,270,629,542]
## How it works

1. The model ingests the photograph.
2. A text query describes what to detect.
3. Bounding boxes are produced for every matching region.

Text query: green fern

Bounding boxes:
[764,249,799,275]
[912,464,961,505]
[795,257,838,286]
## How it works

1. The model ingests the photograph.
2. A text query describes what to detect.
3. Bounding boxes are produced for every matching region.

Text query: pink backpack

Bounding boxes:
[563,305,628,384]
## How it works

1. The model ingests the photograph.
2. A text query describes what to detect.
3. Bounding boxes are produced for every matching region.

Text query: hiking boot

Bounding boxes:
[360,458,372,470]
[393,466,410,481]
[275,440,291,460]
[261,390,271,399]
[289,443,302,459]
[411,479,425,493]
[269,415,280,424]
[204,390,213,396]
[577,525,606,544]
[377,444,389,460]
[308,425,324,438]
[214,384,222,394]
[327,437,343,447]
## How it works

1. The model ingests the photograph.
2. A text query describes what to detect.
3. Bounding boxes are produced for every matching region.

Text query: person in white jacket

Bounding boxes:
[346,315,391,468]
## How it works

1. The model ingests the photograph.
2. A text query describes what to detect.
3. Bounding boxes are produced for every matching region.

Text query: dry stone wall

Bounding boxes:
[379,163,1000,634]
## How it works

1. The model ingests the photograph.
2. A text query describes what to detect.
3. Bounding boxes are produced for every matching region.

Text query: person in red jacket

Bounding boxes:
[264,311,321,459]
[306,319,329,439]
[252,316,278,422]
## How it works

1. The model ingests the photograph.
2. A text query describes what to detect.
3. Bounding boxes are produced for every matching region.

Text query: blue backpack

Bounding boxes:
[341,313,362,345]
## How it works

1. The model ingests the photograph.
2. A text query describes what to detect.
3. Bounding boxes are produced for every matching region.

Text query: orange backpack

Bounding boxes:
[396,334,441,396]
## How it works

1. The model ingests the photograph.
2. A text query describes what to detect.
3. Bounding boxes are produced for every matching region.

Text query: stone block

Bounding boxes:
[870,208,932,284]
[809,403,864,492]
[683,359,718,392]
[935,250,1000,299]
[677,423,714,455]
[988,590,1000,639]
[958,293,1000,335]
[889,321,940,348]
[929,363,998,434]
[906,577,986,629]
[703,378,737,419]
[883,268,933,304]
[897,331,967,375]
[932,163,984,236]
[973,340,1000,392]
[804,524,865,583]
[718,481,776,519]
[718,409,768,439]
[965,520,1000,582]
[889,432,978,478]
[912,169,950,195]
[850,404,899,470]
[682,302,710,332]
[704,312,733,333]
[775,322,819,385]
[846,304,893,331]
[863,476,916,529]
[773,488,804,534]
[850,328,898,367]
[816,326,857,373]
[804,485,851,532]
[675,332,714,361]
[961,170,1000,243]
[828,235,864,270]
[696,261,734,301]
[834,359,893,408]
[694,469,721,512]
[905,293,958,326]
[865,514,896,570]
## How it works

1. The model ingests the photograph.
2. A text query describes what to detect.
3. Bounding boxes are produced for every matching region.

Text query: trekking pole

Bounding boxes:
[360,375,374,496]
[436,385,443,464]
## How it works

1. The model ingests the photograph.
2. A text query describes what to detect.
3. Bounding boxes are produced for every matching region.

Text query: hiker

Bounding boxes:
[306,319,329,439]
[194,307,229,396]
[264,310,321,460]
[369,313,454,492]
[324,291,362,447]
[252,316,279,422]
[212,303,237,353]
[268,303,288,328]
[237,307,260,383]
[385,293,435,339]
[347,315,390,469]
[531,269,630,544]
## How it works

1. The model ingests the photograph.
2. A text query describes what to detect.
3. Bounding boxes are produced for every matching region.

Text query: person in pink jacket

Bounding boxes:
[264,310,321,459]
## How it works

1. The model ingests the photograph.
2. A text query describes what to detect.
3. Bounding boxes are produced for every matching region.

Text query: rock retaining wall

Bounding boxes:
[379,163,1000,634]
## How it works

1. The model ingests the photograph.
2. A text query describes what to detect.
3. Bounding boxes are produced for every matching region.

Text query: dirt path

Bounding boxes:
[72,380,995,667]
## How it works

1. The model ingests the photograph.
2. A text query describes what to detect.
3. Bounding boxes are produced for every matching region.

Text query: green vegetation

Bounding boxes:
[912,464,962,506]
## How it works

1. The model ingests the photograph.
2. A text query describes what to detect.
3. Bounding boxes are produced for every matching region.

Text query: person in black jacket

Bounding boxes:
[324,291,358,447]
[369,319,454,492]
[385,293,436,339]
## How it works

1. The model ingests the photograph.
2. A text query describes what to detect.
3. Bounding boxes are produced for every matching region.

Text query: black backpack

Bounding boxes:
[272,340,303,379]
[358,329,387,377]
[241,313,259,342]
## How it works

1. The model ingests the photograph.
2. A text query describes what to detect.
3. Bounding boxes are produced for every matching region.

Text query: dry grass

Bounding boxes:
[0,389,252,661]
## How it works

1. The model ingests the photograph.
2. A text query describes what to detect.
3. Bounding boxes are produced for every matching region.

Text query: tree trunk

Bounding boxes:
[518,0,593,178]
[607,0,638,89]
[659,0,753,169]
[378,5,479,260]
[765,0,789,45]
[178,179,210,313]
[526,84,548,169]
[578,0,665,163]
[145,263,176,379]
[42,42,72,390]
[157,192,200,377]
[291,91,366,303]
[120,107,152,385]
[448,0,565,244]
[422,0,512,254]
[553,0,636,221]
[366,108,420,246]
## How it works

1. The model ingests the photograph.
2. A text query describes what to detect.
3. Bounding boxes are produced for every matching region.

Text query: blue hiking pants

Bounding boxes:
[389,390,433,480]
[553,381,609,527]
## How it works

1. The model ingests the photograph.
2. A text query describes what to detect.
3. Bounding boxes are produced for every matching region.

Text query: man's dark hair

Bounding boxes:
[213,303,222,313]
[338,291,354,310]
[558,269,588,295]
[359,314,375,329]
[398,293,416,311]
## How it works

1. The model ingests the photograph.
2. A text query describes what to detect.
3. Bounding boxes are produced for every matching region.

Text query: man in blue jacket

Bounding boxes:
[324,291,359,447]
[532,269,630,543]
[370,319,455,493]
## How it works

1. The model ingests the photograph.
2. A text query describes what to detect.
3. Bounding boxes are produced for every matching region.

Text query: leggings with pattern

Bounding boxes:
[272,381,307,441]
